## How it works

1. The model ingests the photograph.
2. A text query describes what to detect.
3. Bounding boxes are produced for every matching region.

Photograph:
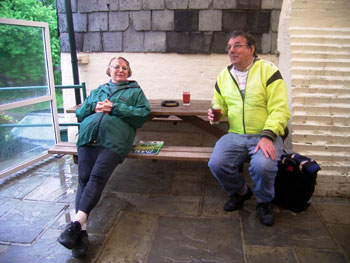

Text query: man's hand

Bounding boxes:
[254,137,277,160]
[208,108,215,124]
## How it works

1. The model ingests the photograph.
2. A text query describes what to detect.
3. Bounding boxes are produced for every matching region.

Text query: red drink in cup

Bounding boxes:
[212,107,221,124]
[183,91,190,105]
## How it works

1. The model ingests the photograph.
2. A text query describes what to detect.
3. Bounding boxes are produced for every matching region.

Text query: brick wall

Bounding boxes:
[57,0,282,54]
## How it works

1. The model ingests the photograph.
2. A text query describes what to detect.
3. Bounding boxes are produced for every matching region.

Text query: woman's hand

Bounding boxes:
[95,99,113,113]
[102,99,113,113]
[95,101,104,112]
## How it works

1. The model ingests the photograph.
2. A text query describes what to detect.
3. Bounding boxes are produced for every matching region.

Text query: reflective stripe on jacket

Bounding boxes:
[214,59,290,138]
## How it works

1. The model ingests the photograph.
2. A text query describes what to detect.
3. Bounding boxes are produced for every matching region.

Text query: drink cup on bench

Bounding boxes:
[183,91,191,106]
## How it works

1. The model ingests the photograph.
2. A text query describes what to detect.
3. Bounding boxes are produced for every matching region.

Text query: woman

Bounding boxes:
[57,57,151,258]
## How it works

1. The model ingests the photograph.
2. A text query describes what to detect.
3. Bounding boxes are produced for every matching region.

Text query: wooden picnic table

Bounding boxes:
[66,99,226,138]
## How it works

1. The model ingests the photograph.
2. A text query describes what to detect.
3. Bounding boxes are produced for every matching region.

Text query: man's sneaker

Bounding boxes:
[57,221,82,249]
[224,186,253,211]
[256,202,274,226]
[72,230,89,258]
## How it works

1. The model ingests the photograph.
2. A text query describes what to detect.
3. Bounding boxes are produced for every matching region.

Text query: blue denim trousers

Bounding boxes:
[208,133,284,202]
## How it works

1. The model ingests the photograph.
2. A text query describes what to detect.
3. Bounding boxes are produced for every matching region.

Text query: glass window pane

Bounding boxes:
[0,102,63,173]
[0,24,49,105]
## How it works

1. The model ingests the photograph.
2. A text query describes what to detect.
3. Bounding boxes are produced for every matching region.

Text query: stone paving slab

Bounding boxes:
[241,205,338,249]
[147,216,244,263]
[0,173,47,199]
[120,192,202,217]
[104,159,176,195]
[0,229,104,263]
[294,247,348,263]
[97,211,158,262]
[314,203,350,224]
[246,245,297,263]
[325,224,350,259]
[0,200,65,243]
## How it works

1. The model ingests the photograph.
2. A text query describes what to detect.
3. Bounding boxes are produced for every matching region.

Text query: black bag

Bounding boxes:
[272,152,321,212]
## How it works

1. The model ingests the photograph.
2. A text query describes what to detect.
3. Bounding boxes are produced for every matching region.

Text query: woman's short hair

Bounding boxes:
[106,56,132,77]
[228,30,257,57]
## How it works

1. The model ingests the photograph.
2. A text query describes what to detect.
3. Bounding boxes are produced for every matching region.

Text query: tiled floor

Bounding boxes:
[0,155,349,263]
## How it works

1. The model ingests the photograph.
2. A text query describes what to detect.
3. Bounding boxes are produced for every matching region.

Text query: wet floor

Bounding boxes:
[0,155,349,263]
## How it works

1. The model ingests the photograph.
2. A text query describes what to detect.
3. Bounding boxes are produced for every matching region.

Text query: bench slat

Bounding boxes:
[48,142,213,162]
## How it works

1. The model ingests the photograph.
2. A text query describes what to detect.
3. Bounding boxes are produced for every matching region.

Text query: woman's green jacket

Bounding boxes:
[76,80,151,160]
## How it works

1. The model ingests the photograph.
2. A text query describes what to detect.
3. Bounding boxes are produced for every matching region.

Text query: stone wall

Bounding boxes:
[57,0,282,54]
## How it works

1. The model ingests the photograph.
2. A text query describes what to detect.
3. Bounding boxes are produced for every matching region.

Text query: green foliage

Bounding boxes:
[0,0,61,86]
[0,113,17,144]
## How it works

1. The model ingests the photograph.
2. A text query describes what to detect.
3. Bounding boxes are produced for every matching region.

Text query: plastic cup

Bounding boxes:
[211,107,221,124]
[183,91,190,106]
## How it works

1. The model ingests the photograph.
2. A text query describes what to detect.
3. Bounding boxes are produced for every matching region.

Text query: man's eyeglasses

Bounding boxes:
[225,43,249,52]
[110,65,128,71]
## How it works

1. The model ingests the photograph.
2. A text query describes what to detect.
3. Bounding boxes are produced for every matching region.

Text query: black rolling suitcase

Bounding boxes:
[272,152,321,212]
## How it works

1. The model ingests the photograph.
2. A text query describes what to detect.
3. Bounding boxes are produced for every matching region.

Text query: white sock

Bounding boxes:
[73,210,88,230]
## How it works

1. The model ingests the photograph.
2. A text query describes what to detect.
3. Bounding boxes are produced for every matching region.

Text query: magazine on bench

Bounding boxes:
[131,140,164,155]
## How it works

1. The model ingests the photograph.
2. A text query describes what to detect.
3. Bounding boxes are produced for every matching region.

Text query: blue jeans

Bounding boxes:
[208,133,284,202]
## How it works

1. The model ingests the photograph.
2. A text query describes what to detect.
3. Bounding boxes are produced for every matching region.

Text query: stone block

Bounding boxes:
[212,32,229,53]
[261,32,271,53]
[236,0,261,9]
[109,12,129,31]
[58,14,67,33]
[152,10,174,31]
[166,32,190,53]
[165,0,189,9]
[199,10,222,31]
[174,10,199,32]
[109,0,119,11]
[222,11,247,32]
[57,0,77,13]
[271,32,278,54]
[252,33,262,53]
[261,0,282,9]
[73,13,88,32]
[120,0,142,11]
[59,33,70,52]
[78,0,109,13]
[213,0,237,9]
[59,13,87,33]
[143,0,165,10]
[189,32,212,53]
[83,32,103,52]
[60,32,84,52]
[131,11,151,31]
[145,32,166,52]
[271,10,280,32]
[75,33,85,51]
[247,10,271,33]
[123,27,144,52]
[189,0,212,9]
[102,32,123,51]
[88,12,108,32]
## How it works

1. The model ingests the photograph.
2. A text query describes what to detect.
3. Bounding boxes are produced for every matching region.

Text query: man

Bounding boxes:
[208,30,290,226]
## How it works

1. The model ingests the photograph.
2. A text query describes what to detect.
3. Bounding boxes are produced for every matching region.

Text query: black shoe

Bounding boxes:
[257,202,274,226]
[57,221,82,249]
[224,186,253,211]
[72,230,89,258]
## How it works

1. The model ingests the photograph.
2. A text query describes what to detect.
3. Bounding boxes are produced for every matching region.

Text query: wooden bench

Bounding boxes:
[48,142,213,162]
